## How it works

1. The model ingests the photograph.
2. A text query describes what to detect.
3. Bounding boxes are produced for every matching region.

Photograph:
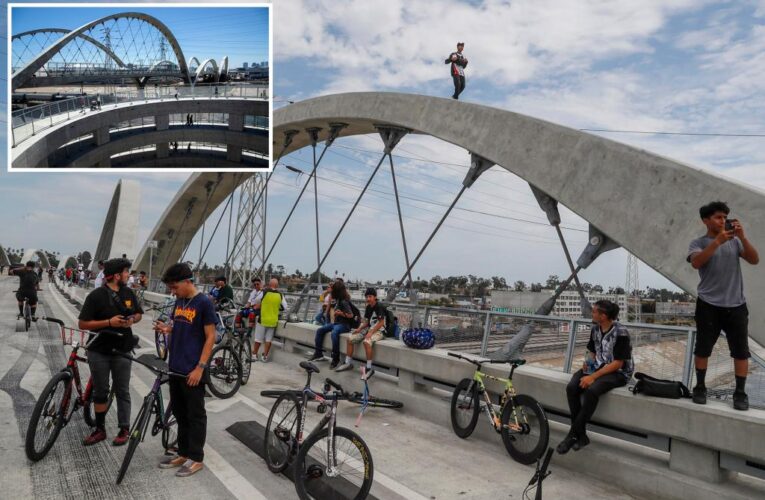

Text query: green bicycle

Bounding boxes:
[448,352,549,465]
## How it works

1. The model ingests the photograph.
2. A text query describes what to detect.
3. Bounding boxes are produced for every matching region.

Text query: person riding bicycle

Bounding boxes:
[336,287,394,376]
[78,258,143,446]
[251,278,287,363]
[11,261,40,321]
[208,275,234,310]
[154,263,216,477]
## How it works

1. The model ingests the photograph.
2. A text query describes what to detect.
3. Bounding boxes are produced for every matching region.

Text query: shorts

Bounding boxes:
[349,329,384,346]
[694,299,750,359]
[254,323,276,343]
[16,290,38,306]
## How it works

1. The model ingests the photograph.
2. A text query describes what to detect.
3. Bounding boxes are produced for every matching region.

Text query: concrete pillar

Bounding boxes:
[397,369,425,392]
[157,142,169,159]
[227,144,242,163]
[282,338,298,354]
[156,114,169,131]
[229,113,244,131]
[669,438,735,483]
[95,126,109,146]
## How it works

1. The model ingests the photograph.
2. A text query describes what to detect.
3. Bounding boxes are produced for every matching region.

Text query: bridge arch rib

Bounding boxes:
[12,28,127,69]
[273,92,765,345]
[12,12,190,90]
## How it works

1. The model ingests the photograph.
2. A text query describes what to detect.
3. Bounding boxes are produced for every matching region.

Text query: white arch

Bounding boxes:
[0,246,10,267]
[194,58,220,84]
[91,179,141,271]
[21,248,51,269]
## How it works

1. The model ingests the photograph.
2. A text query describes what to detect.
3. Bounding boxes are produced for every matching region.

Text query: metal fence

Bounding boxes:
[11,82,269,147]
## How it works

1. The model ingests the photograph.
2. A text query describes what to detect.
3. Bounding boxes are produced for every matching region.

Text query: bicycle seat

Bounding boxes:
[299,361,320,374]
[509,359,526,366]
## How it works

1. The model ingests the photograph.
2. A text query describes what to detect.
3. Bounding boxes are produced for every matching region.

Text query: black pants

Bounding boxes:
[452,74,465,99]
[694,299,750,359]
[169,377,207,462]
[566,370,626,437]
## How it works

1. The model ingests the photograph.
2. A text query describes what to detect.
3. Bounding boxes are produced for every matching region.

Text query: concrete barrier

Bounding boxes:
[278,321,765,485]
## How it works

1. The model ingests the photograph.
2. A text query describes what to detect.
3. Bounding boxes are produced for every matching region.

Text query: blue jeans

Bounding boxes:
[314,323,350,362]
[314,311,327,325]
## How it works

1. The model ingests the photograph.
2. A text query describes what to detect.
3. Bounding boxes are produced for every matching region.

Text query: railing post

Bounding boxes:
[302,296,314,322]
[563,319,578,373]
[480,311,492,357]
[682,328,696,386]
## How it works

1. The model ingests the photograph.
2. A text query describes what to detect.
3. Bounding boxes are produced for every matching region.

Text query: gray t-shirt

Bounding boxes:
[687,235,745,307]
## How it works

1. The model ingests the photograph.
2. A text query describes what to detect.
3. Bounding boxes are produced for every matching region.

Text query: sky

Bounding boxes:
[2,0,765,292]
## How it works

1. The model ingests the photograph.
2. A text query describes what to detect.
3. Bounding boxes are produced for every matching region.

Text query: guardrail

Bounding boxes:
[11,82,269,147]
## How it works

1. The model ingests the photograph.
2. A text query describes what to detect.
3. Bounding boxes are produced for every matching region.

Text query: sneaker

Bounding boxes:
[335,362,353,372]
[307,353,324,362]
[572,433,590,451]
[362,368,375,381]
[176,460,204,477]
[250,352,259,363]
[83,428,107,446]
[112,428,130,446]
[329,360,340,370]
[692,385,707,405]
[733,391,749,411]
[260,353,269,363]
[159,455,187,469]
[31,316,38,322]
[555,433,577,455]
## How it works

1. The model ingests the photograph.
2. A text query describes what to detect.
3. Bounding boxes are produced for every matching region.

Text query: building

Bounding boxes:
[243,62,248,69]
[656,301,695,315]
[490,290,548,315]
[553,290,628,318]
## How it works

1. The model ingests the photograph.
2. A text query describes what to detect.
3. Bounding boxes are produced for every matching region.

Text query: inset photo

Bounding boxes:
[8,3,271,171]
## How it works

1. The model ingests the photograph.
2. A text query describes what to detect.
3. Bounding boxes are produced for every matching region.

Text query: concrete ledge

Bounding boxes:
[278,321,765,479]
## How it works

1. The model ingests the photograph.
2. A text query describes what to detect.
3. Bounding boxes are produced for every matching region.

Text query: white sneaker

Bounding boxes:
[260,353,269,363]
[335,362,353,372]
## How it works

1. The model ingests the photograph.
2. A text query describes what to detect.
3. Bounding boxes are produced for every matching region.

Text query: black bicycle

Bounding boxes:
[112,351,182,485]
[263,361,374,500]
[14,290,33,332]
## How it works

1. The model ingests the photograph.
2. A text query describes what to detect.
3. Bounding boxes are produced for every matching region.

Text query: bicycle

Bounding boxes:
[145,298,176,360]
[25,318,117,461]
[347,366,403,427]
[14,290,33,332]
[448,351,549,465]
[112,351,182,485]
[263,361,374,500]
[206,310,244,397]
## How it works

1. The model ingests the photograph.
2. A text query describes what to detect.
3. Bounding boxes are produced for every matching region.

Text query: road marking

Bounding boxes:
[47,283,270,500]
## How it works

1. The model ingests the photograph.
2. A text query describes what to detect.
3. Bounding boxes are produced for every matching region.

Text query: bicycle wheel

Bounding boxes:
[238,336,252,385]
[83,388,115,428]
[206,344,242,399]
[264,392,302,473]
[294,426,373,500]
[450,378,480,438]
[347,392,403,409]
[116,394,154,485]
[25,371,71,461]
[155,331,168,361]
[24,302,31,331]
[500,393,550,465]
[161,406,178,451]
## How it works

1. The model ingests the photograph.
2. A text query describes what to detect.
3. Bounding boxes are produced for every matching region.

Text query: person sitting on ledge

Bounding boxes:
[557,299,634,454]
[309,280,354,369]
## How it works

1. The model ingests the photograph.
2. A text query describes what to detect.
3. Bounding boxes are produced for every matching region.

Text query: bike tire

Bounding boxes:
[238,336,252,385]
[116,394,154,485]
[294,426,374,500]
[24,303,31,331]
[206,344,242,399]
[450,378,480,438]
[155,331,168,361]
[500,393,550,465]
[264,392,302,473]
[161,408,178,451]
[25,371,71,461]
[347,392,403,409]
[83,388,115,428]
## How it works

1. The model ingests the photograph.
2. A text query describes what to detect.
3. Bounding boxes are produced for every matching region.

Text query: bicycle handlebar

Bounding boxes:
[324,377,346,395]
[447,351,513,366]
[42,316,64,326]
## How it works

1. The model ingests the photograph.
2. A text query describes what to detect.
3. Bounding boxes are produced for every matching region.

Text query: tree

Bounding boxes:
[592,284,604,293]
[513,280,526,292]
[491,276,507,290]
[80,251,92,269]
[276,265,285,277]
[530,282,543,292]
[545,275,561,290]
[581,282,593,292]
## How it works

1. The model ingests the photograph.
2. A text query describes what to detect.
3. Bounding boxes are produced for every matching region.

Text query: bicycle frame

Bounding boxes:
[471,370,521,432]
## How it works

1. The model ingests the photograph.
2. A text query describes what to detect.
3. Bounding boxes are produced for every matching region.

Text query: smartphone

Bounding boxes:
[725,219,734,232]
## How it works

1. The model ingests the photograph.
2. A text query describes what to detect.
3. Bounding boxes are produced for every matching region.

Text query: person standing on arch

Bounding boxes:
[445,42,468,99]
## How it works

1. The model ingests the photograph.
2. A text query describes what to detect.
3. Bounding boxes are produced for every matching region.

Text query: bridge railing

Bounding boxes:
[11,82,269,147]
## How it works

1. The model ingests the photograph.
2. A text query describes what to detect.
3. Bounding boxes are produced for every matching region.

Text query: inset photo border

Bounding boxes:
[7,2,272,172]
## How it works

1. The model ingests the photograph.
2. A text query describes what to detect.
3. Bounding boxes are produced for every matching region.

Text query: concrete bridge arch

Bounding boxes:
[91,179,141,271]
[273,92,765,345]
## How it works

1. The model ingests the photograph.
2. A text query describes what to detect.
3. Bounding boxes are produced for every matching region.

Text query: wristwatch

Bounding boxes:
[198,362,208,369]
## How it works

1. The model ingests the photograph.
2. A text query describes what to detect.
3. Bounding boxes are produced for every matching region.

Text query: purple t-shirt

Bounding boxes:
[168,293,216,375]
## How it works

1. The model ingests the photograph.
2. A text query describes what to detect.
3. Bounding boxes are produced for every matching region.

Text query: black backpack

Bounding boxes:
[347,301,362,329]
[630,372,691,399]
[381,304,397,338]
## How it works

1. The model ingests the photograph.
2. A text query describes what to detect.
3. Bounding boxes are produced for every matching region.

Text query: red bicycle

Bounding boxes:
[25,317,117,461]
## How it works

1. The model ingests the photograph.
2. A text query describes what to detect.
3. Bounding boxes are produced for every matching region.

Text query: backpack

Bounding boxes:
[347,301,362,329]
[381,305,397,338]
[630,372,691,399]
